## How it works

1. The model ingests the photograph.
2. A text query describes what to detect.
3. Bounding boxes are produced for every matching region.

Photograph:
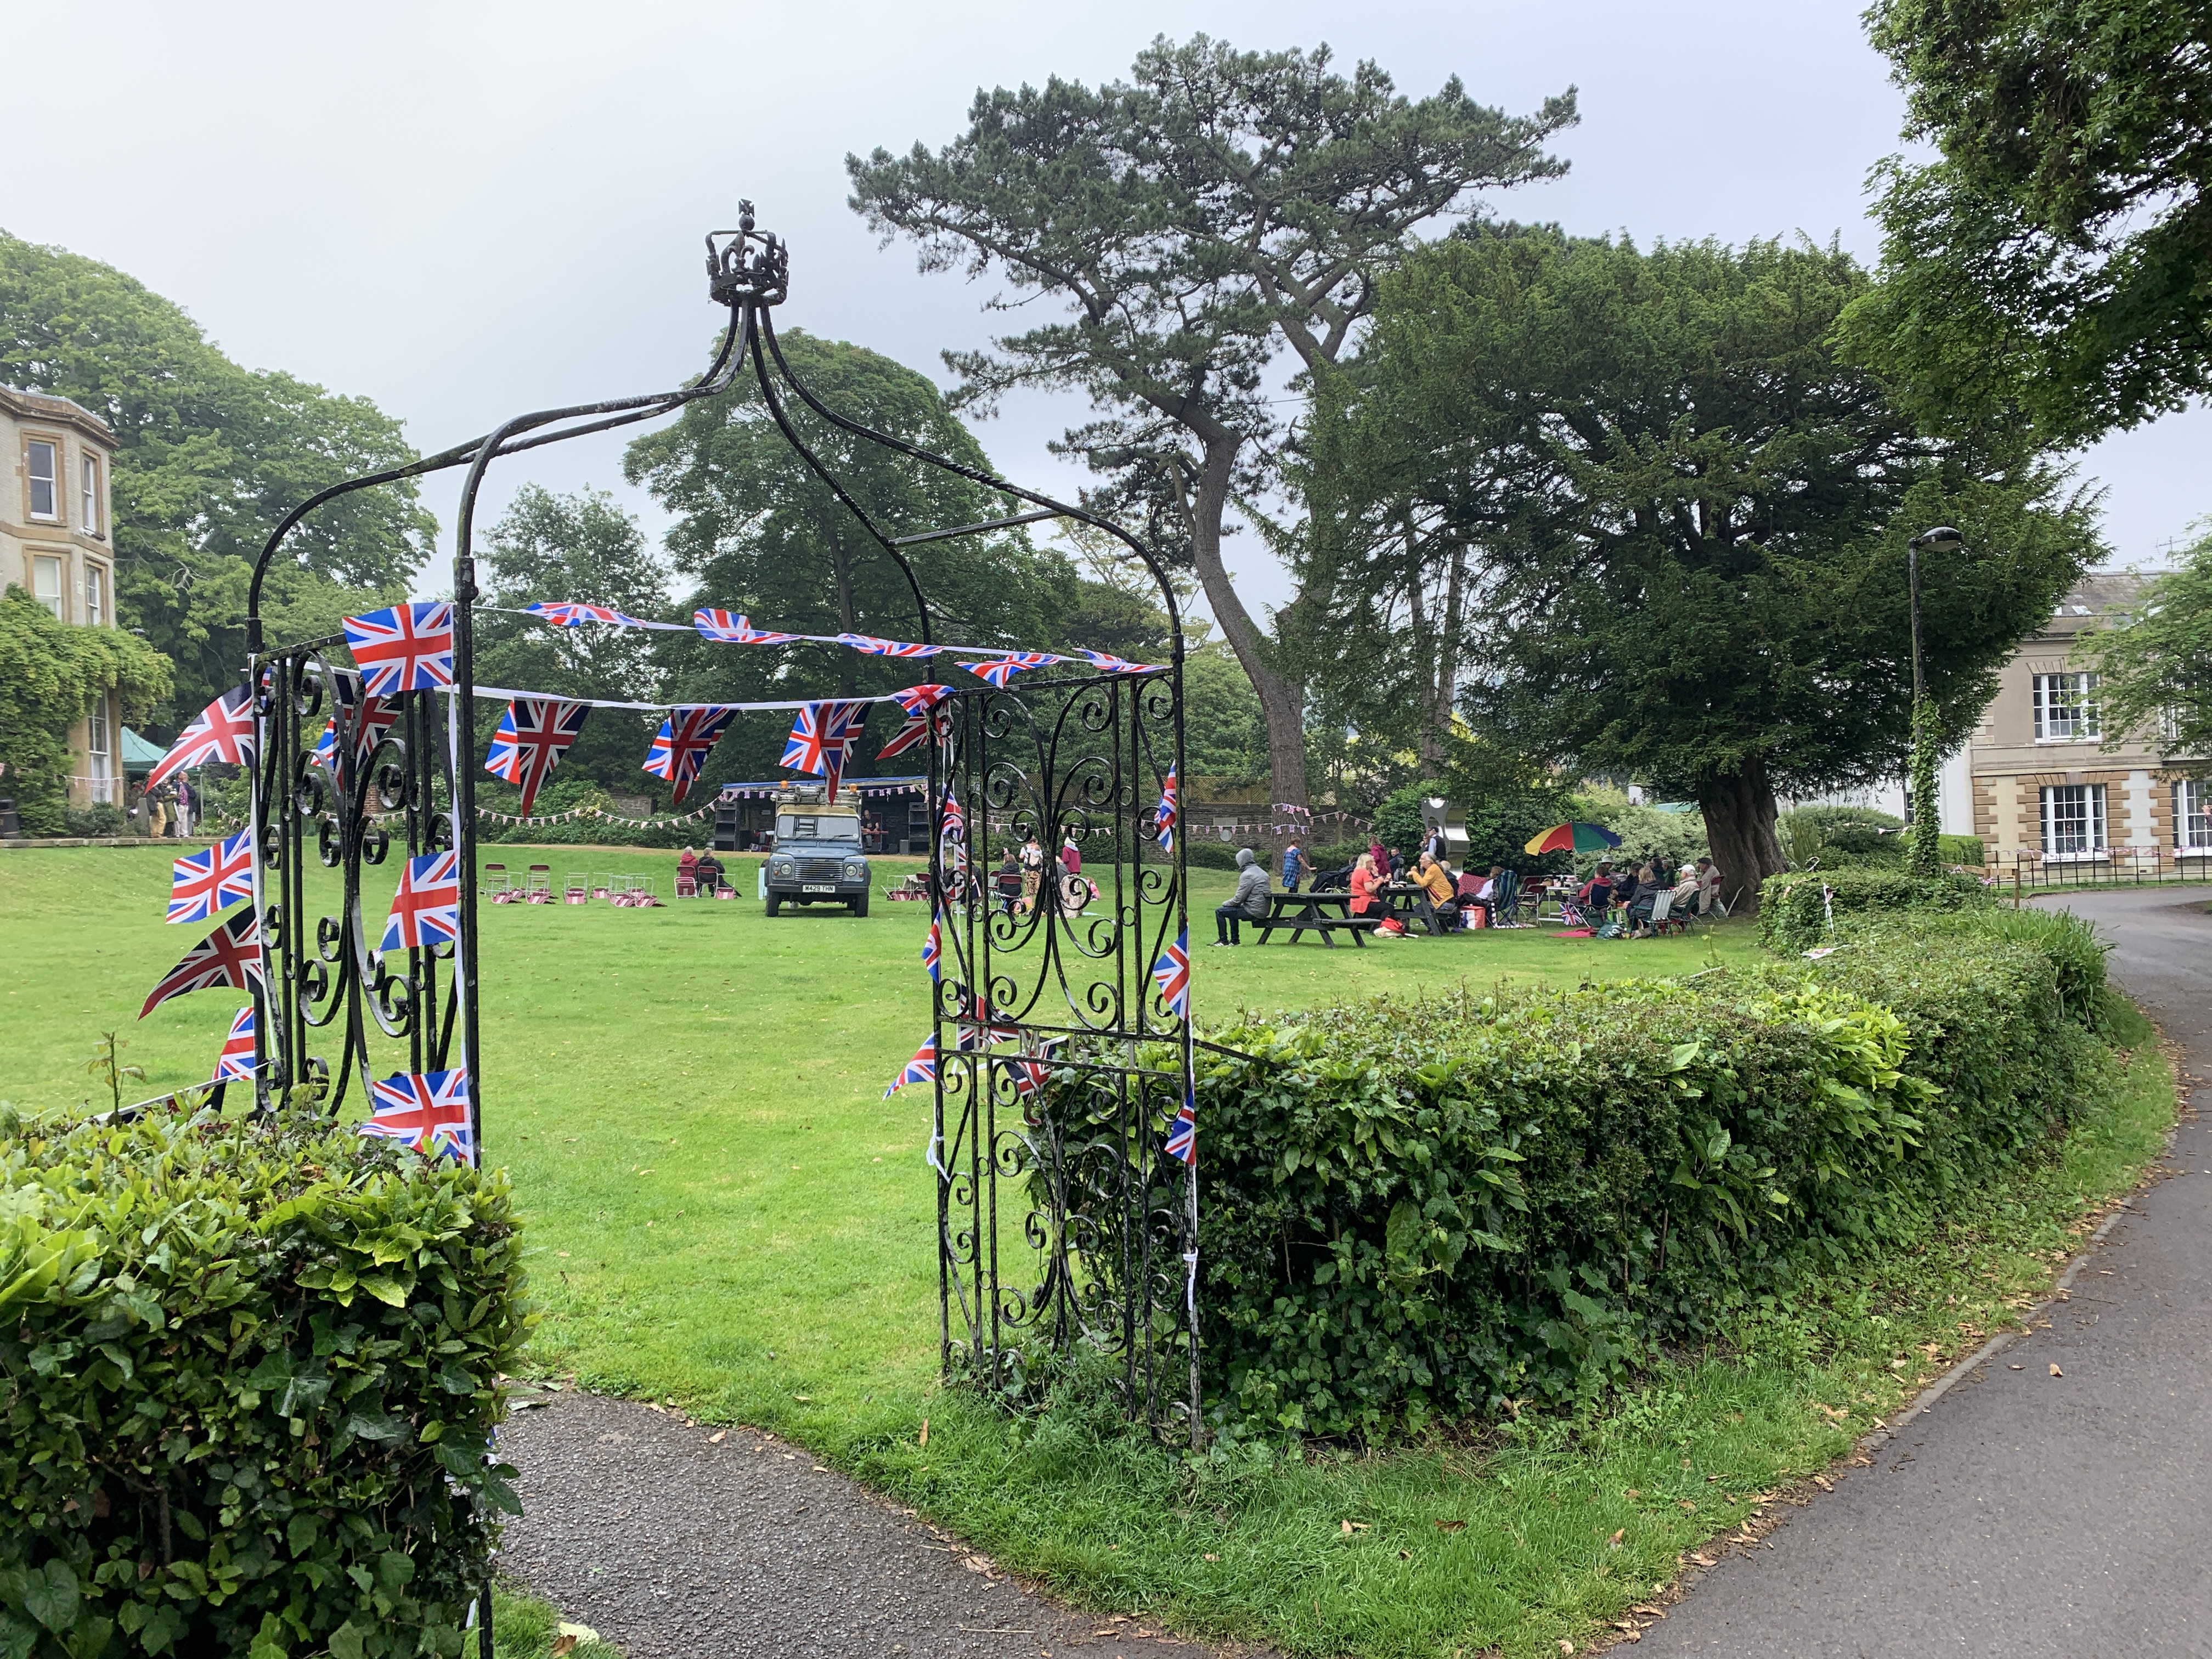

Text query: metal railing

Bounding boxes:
[1988,846,2212,896]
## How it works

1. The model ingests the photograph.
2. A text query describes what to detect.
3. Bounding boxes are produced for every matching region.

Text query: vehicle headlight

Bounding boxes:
[771,859,793,876]
[844,862,865,880]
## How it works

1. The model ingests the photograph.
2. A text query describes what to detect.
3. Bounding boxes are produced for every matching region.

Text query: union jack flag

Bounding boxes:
[312,671,398,781]
[361,1068,474,1164]
[1152,925,1190,1020]
[939,792,966,844]
[486,698,590,815]
[693,608,800,645]
[146,687,257,789]
[211,1005,258,1084]
[964,653,1059,687]
[1005,1039,1066,1100]
[167,829,255,924]
[922,912,943,983]
[379,850,462,953]
[890,683,956,718]
[1077,649,1164,675]
[782,701,870,800]
[1154,766,1178,853]
[645,706,738,804]
[344,602,455,696]
[1164,1088,1196,1165]
[527,600,652,628]
[140,910,264,1019]
[955,988,1020,1051]
[837,633,942,658]
[883,1034,937,1098]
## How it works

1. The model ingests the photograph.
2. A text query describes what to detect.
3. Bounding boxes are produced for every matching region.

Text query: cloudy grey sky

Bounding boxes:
[11,0,2204,621]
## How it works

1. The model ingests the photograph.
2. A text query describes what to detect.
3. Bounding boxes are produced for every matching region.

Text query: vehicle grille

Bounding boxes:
[799,859,844,883]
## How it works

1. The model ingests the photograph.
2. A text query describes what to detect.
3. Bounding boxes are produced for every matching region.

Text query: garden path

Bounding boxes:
[499,1388,1275,1659]
[1638,884,2212,1657]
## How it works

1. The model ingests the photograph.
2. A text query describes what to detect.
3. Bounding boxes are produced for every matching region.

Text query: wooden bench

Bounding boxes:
[1255,891,1381,947]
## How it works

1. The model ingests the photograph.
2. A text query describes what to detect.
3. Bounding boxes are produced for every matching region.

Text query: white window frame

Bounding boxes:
[2178,780,2212,855]
[2040,783,2108,860]
[81,454,100,535]
[87,701,114,803]
[32,554,65,620]
[85,562,105,627]
[26,439,60,521]
[2033,672,2101,742]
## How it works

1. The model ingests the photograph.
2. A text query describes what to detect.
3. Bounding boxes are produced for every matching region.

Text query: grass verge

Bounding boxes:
[490,1586,621,1659]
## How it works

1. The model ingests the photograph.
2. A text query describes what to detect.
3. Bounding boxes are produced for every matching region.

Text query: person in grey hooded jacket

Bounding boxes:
[1213,847,1272,945]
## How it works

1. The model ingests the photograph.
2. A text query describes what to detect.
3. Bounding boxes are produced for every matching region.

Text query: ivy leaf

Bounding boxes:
[20,1561,78,1635]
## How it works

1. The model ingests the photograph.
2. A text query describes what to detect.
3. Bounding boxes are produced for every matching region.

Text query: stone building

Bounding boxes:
[1960,573,2209,863]
[2,385,123,806]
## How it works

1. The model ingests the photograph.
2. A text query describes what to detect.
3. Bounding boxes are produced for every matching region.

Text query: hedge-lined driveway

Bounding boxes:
[1641,886,2212,1657]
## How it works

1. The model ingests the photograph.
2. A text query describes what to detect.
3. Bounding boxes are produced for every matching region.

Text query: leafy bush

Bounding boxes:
[1372,783,1434,856]
[1177,921,2097,1437]
[62,803,130,839]
[1758,867,1994,951]
[1940,833,1985,866]
[1183,841,1245,871]
[0,1105,529,1659]
[1818,823,1906,864]
[1562,786,1709,874]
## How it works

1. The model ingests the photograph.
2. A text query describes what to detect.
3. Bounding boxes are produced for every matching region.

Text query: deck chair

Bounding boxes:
[1492,868,1525,926]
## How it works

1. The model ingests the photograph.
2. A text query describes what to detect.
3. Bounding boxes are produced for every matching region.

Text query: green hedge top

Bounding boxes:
[1758,866,1995,951]
[1180,921,2097,1438]
[0,1107,531,1659]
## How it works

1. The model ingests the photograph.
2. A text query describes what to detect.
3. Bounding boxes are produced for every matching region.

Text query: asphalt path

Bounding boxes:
[498,1387,1274,1659]
[1639,884,2212,1658]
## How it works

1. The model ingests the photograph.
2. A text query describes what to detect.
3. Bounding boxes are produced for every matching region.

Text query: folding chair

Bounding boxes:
[527,864,551,893]
[675,874,698,899]
[1493,868,1524,927]
[565,871,589,904]
[480,862,509,897]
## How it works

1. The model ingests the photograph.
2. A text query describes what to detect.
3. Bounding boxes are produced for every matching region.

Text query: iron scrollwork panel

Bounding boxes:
[249,649,459,1115]
[929,667,1196,1434]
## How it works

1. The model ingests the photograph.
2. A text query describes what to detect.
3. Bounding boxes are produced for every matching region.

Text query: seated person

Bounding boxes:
[1212,847,1272,945]
[1578,862,1617,915]
[1457,864,1502,926]
[995,848,1025,914]
[1625,859,1666,935]
[1348,852,1384,918]
[695,851,726,893]
[678,846,700,893]
[1409,854,1459,933]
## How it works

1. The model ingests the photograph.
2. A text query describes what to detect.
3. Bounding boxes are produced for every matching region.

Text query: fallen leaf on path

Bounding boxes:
[1812,1475,1834,1492]
[1690,1552,1716,1567]
[550,1639,577,1658]
[1559,1643,1575,1654]
[2050,1364,2064,1377]
[1607,1530,1625,1547]
[708,1431,726,1444]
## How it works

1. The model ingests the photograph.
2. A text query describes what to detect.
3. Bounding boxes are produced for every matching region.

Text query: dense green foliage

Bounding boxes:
[2081,532,2212,776]
[1848,0,2212,441]
[0,233,432,718]
[1757,867,1994,953]
[0,1107,528,1659]
[848,34,1577,807]
[1302,228,2094,905]
[0,588,171,835]
[1187,917,2098,1436]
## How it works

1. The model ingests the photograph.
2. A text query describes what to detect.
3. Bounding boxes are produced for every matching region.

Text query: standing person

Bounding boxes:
[1280,839,1305,894]
[1060,833,1082,878]
[1426,822,1449,867]
[145,788,169,840]
[1368,836,1387,873]
[1212,847,1271,945]
[1020,832,1045,915]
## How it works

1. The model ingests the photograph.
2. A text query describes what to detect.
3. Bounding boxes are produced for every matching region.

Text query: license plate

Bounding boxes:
[802,884,838,893]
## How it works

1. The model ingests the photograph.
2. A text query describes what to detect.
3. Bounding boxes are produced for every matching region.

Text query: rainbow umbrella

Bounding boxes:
[1523,821,1624,856]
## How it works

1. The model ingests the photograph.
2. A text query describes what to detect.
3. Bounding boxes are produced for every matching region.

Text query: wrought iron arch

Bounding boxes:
[240,203,1198,1461]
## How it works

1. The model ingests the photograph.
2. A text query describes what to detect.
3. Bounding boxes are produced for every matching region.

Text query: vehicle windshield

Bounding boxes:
[777,812,859,844]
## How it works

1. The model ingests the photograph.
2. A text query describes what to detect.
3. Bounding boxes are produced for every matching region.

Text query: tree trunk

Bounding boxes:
[1186,436,1309,809]
[1697,755,1787,915]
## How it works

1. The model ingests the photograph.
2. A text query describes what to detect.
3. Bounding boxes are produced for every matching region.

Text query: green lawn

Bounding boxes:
[0,846,2173,1658]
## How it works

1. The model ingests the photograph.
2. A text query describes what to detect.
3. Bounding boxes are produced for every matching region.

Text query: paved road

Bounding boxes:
[499,1389,1272,1659]
[1640,885,2212,1658]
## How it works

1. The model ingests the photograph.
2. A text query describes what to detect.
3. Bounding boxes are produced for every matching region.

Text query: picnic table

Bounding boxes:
[1255,890,1380,947]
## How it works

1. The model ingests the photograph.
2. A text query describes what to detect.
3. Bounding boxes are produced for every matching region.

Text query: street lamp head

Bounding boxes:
[1910,526,1965,553]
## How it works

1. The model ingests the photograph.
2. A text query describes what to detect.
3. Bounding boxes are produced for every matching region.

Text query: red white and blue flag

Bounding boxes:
[877,714,934,760]
[343,602,455,696]
[645,705,738,805]
[167,830,255,924]
[890,683,956,718]
[879,682,955,760]
[938,792,965,844]
[211,1005,257,1084]
[1164,1088,1197,1165]
[146,687,257,789]
[1151,925,1190,1021]
[379,850,462,953]
[1077,649,1163,675]
[312,672,398,781]
[1154,766,1178,853]
[955,989,1020,1051]
[139,909,264,1019]
[693,609,800,645]
[922,912,943,983]
[1005,1039,1066,1100]
[486,698,590,815]
[361,1068,474,1164]
[964,653,1059,687]
[837,633,942,658]
[527,600,651,628]
[781,700,870,801]
[883,1034,938,1098]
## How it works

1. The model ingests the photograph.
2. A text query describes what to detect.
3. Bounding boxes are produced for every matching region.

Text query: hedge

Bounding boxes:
[1171,921,2100,1437]
[0,1106,529,1659]
[1758,866,1994,952]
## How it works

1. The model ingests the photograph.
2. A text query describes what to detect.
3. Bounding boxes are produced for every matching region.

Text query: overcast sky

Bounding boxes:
[10,0,2204,623]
